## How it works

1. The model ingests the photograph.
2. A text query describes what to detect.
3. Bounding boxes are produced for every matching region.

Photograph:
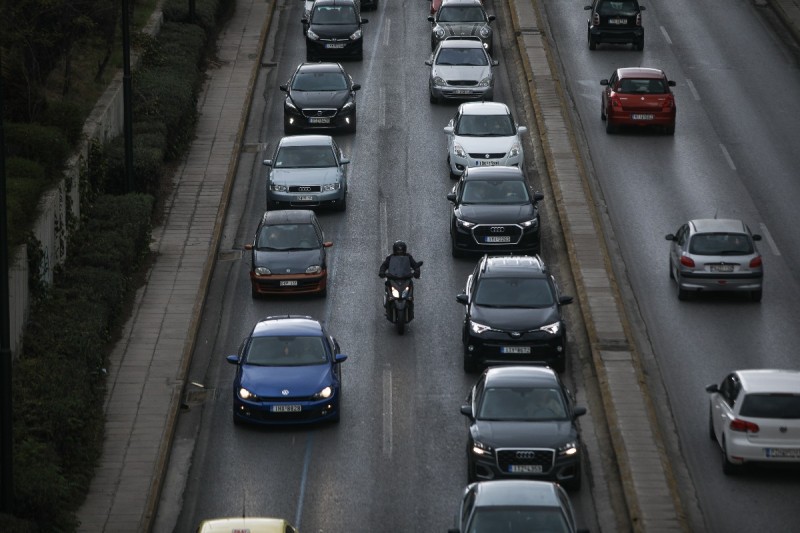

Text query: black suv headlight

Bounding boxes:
[557,441,579,457]
[471,440,494,457]
[537,321,561,335]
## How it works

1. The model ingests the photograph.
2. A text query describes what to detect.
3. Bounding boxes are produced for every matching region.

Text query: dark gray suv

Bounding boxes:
[585,0,645,51]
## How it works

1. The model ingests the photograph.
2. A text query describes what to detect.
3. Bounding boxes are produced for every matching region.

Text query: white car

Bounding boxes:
[706,369,800,474]
[444,102,527,180]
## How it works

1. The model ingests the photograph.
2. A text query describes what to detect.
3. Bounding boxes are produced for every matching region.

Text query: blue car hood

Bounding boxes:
[253,249,323,274]
[240,363,332,398]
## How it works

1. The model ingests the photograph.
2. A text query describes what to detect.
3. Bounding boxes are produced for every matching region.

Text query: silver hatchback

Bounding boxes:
[665,218,763,301]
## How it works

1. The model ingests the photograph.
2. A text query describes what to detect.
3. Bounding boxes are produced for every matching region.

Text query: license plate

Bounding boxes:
[453,89,472,95]
[325,43,346,49]
[501,346,531,354]
[280,280,298,286]
[476,160,499,166]
[296,195,315,201]
[309,117,330,124]
[765,448,800,458]
[485,236,511,243]
[710,264,734,273]
[509,464,542,473]
[631,114,654,120]
[271,404,302,412]
[609,18,626,24]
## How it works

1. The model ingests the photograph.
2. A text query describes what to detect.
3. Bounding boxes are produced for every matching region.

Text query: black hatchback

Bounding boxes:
[456,255,573,373]
[280,62,361,134]
[585,0,645,51]
[303,0,369,61]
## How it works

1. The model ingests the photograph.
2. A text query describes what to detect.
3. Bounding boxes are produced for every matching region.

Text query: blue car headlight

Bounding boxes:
[238,387,260,401]
[312,386,333,400]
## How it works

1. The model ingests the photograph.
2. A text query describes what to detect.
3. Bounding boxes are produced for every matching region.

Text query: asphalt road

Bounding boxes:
[154,0,608,531]
[540,0,800,531]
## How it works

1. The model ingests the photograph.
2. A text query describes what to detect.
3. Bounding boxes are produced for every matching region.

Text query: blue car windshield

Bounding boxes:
[245,336,328,366]
[467,507,571,533]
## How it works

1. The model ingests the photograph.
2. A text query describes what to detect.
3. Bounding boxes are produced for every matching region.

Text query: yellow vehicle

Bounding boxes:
[196,517,298,533]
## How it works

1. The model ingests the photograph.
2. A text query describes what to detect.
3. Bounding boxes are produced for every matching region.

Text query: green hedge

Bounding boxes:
[5,157,48,249]
[5,123,71,178]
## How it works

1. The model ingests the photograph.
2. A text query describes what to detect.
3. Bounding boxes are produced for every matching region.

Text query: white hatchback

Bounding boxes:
[444,102,527,179]
[706,369,800,474]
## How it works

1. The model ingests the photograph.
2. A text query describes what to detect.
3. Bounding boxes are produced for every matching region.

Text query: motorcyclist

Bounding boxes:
[378,240,422,281]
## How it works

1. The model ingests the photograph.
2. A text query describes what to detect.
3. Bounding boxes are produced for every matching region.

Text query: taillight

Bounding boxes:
[593,13,599,26]
[749,256,762,268]
[679,255,695,268]
[662,96,675,111]
[730,418,759,433]
[635,13,641,26]
[611,97,621,108]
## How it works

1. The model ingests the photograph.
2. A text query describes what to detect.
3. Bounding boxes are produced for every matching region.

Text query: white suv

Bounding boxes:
[443,102,527,180]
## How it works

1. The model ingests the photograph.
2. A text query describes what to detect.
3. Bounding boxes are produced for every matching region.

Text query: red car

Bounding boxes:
[600,67,676,134]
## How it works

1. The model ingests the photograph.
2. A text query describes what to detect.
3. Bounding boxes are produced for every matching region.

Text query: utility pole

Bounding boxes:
[122,0,135,192]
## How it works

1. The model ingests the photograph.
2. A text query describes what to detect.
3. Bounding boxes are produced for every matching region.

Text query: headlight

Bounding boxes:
[270,183,287,192]
[342,101,354,111]
[322,182,341,191]
[479,26,490,39]
[453,143,467,158]
[254,267,271,275]
[558,441,579,457]
[306,265,322,274]
[508,142,521,158]
[432,76,446,87]
[456,218,476,229]
[306,29,319,40]
[470,320,492,334]
[539,321,561,335]
[238,387,259,400]
[312,386,333,400]
[349,28,362,40]
[520,217,539,229]
[471,440,494,456]
[477,76,491,87]
[434,26,446,39]
[391,287,401,298]
[284,98,298,111]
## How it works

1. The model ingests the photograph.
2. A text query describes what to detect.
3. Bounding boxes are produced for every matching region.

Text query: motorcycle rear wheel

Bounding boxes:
[395,319,405,335]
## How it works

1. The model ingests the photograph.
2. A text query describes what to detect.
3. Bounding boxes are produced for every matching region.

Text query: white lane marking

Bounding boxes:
[383,369,393,457]
[759,223,781,256]
[686,78,700,101]
[383,18,391,47]
[660,26,672,45]
[720,144,737,171]
[380,197,388,256]
[294,434,314,529]
[380,85,386,128]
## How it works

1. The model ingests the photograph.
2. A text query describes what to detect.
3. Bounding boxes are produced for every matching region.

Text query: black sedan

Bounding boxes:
[281,62,361,134]
[460,366,586,490]
[447,166,544,258]
[303,0,368,61]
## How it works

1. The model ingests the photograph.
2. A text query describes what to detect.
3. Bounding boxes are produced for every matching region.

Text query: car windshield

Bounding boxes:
[739,394,800,419]
[291,71,348,91]
[616,78,667,94]
[436,47,488,67]
[467,507,571,533]
[474,277,555,308]
[245,336,328,366]
[461,180,530,204]
[438,6,486,23]
[598,0,638,15]
[311,5,358,24]
[478,387,568,421]
[688,233,753,255]
[456,114,515,136]
[274,145,337,168]
[257,223,319,251]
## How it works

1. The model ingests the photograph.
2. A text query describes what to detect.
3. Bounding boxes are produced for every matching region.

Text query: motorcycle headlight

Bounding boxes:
[453,143,467,158]
[434,26,446,39]
[254,267,271,275]
[520,217,539,229]
[432,76,446,87]
[306,265,322,274]
[456,218,476,229]
[238,387,260,401]
[539,321,561,335]
[508,142,521,158]
[312,386,333,400]
[479,26,490,39]
[322,182,341,191]
[558,441,579,457]
[391,287,401,298]
[470,320,492,334]
[270,183,287,192]
[349,28,362,40]
[471,440,494,456]
[306,29,320,40]
[477,76,491,88]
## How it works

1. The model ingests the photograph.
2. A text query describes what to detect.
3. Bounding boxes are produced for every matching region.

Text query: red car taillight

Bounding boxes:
[635,13,641,26]
[679,255,695,268]
[593,13,599,26]
[662,96,675,111]
[730,418,759,433]
[749,256,762,268]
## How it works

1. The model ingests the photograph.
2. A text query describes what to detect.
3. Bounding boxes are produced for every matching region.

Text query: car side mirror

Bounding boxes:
[584,5,592,10]
[600,79,609,86]
[428,16,435,22]
[352,83,361,91]
[573,406,587,418]
[491,60,499,67]
[752,234,762,241]
[517,126,528,135]
[668,80,676,87]
[425,59,432,66]
[263,159,273,167]
[639,5,646,10]
[665,233,676,241]
[460,404,473,417]
[447,192,457,203]
[335,353,348,363]
[301,17,308,24]
[559,295,574,305]
[488,15,496,22]
[361,18,369,23]
[444,125,454,134]
[705,384,720,393]
[279,84,288,92]
[324,241,333,248]
[244,243,254,251]
[533,191,544,202]
[340,158,351,165]
[226,355,240,365]
[456,292,469,305]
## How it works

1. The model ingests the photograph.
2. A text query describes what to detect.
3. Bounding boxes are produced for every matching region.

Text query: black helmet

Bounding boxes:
[392,240,407,255]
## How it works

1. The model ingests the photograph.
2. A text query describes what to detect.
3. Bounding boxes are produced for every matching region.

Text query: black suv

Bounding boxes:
[303,0,369,61]
[460,366,586,489]
[280,62,361,134]
[584,0,645,51]
[447,166,544,258]
[456,255,573,373]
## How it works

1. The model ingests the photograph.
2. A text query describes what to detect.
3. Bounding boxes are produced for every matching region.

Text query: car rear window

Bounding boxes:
[617,78,667,94]
[468,507,570,533]
[688,233,753,255]
[740,394,800,419]
[598,0,638,15]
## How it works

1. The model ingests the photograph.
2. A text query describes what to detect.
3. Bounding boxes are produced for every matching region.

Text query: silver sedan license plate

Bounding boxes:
[271,404,302,412]
[509,464,542,473]
[296,195,315,201]
[710,264,734,273]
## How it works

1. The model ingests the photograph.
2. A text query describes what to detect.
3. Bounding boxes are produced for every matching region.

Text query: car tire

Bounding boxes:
[335,193,347,212]
[722,438,741,475]
[467,459,477,483]
[601,104,606,121]
[588,34,597,51]
[347,115,357,134]
[635,39,644,51]
[708,409,717,441]
[463,354,479,373]
[666,123,675,135]
[429,91,438,104]
[669,259,675,280]
[605,120,616,134]
[750,289,762,302]
[563,463,582,491]
[676,279,688,301]
[553,356,566,374]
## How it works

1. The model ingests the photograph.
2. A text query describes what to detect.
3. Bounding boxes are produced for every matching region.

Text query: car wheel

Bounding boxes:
[463,354,478,373]
[605,120,616,134]
[635,38,644,51]
[395,319,405,335]
[722,438,741,475]
[347,116,357,134]
[563,463,582,491]
[668,259,675,279]
[588,34,597,51]
[601,104,606,121]
[429,91,438,104]
[335,193,347,212]
[750,289,762,302]
[553,356,566,374]
[665,123,675,135]
[467,458,477,483]
[708,409,717,442]
[674,271,688,300]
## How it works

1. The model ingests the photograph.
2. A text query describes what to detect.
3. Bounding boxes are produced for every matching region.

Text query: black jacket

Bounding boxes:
[379,254,422,279]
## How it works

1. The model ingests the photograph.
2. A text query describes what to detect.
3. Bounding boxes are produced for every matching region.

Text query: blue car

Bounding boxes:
[226,316,347,425]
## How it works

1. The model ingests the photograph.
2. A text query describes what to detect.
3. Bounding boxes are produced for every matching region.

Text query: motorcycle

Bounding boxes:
[380,258,423,335]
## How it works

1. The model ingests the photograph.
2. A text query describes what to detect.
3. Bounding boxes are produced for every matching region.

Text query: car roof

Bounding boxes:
[278,134,334,148]
[197,517,294,533]
[251,315,324,337]
[260,209,317,225]
[297,62,344,73]
[480,255,548,277]
[441,0,485,7]
[617,67,666,80]
[484,366,559,388]
[312,0,357,7]
[439,38,485,49]
[459,101,511,115]
[688,218,748,234]
[463,166,525,180]
[472,480,563,507]
[736,369,800,394]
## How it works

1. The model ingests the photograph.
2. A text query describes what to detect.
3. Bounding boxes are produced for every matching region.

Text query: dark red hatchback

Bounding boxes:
[600,67,676,135]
